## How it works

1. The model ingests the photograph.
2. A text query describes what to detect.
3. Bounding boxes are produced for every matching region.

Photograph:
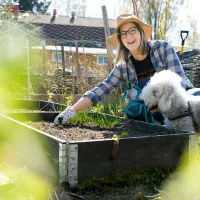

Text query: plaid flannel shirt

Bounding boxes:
[83,40,194,106]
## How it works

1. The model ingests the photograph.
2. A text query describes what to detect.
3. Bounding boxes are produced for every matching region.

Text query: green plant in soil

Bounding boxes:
[113,132,129,139]
[68,109,122,128]
[65,94,73,106]
[92,101,124,117]
[47,90,54,102]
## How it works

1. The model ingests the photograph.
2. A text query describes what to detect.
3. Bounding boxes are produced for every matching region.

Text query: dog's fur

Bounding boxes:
[140,70,200,132]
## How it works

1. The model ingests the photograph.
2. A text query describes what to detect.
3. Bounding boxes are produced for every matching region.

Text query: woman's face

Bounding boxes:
[119,22,141,53]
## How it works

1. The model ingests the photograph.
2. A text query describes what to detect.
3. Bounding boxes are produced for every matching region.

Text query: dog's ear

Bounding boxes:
[140,84,157,107]
[158,85,175,112]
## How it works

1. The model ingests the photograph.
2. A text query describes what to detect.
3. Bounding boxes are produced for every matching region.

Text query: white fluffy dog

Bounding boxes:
[140,70,200,132]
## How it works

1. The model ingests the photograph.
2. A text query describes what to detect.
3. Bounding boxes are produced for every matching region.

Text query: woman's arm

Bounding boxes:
[71,96,92,113]
[82,64,124,106]
[54,64,124,125]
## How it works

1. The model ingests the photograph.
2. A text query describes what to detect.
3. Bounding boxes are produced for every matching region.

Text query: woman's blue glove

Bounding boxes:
[54,106,77,126]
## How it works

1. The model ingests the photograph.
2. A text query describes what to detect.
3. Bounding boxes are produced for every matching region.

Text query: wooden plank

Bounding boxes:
[2,99,66,112]
[4,99,40,110]
[102,5,114,72]
[2,111,59,122]
[71,134,189,181]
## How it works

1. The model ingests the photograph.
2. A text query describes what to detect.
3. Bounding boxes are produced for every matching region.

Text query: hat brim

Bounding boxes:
[108,18,152,48]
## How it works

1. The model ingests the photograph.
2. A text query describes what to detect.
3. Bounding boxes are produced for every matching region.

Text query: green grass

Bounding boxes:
[68,109,122,128]
[92,101,123,117]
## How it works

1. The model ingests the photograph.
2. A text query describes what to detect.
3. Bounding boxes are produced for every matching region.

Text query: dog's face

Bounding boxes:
[140,70,182,112]
[141,82,175,112]
[140,82,158,109]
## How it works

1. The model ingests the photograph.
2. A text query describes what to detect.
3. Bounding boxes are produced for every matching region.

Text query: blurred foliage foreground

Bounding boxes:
[0,21,55,200]
[0,20,200,200]
[0,163,50,200]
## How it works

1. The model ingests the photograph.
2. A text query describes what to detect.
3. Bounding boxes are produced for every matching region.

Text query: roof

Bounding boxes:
[18,14,116,43]
[18,13,117,28]
[37,23,115,43]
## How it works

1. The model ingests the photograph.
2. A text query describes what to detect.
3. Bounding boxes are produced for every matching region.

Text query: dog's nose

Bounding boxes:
[138,100,144,104]
[148,104,158,111]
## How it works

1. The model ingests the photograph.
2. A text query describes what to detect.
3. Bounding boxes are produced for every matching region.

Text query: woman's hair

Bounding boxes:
[115,22,149,64]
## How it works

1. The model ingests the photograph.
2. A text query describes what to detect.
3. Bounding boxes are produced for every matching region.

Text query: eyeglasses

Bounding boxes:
[119,27,137,39]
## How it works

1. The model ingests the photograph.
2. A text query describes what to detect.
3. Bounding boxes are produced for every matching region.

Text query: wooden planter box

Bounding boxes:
[0,106,196,188]
[3,99,65,111]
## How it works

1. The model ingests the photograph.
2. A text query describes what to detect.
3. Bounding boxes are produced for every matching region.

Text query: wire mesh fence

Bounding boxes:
[0,17,113,104]
[1,16,200,105]
[29,38,111,104]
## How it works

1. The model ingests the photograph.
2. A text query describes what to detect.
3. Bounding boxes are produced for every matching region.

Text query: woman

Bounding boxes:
[54,13,199,126]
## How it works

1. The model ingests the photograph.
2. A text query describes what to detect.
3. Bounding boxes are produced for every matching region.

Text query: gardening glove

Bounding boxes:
[127,87,138,100]
[54,106,77,126]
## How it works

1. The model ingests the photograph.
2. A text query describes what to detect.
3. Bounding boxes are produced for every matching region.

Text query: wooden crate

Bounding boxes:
[0,111,195,188]
[3,99,65,111]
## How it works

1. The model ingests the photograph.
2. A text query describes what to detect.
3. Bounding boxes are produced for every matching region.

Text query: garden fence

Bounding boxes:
[1,19,200,105]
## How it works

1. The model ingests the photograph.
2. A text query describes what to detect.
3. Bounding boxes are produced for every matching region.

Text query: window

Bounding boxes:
[97,55,108,65]
[52,51,63,63]
[68,55,72,65]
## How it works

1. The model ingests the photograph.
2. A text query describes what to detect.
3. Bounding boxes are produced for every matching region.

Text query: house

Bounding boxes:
[18,13,116,74]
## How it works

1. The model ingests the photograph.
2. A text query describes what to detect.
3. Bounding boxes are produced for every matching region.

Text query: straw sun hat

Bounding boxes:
[108,14,152,48]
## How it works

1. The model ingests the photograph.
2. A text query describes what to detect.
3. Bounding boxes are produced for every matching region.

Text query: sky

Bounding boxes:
[85,0,118,18]
[85,0,200,47]
[47,0,200,48]
[85,0,199,23]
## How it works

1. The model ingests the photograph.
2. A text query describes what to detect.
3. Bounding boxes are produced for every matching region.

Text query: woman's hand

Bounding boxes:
[54,106,77,126]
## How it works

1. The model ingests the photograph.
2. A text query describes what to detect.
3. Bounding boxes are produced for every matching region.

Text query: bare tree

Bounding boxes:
[132,0,138,16]
[77,0,87,17]
[117,0,133,14]
[187,19,199,49]
[138,0,184,40]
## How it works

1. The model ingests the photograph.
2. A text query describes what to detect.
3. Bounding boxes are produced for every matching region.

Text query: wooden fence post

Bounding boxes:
[75,40,81,94]
[102,5,114,73]
[61,45,66,77]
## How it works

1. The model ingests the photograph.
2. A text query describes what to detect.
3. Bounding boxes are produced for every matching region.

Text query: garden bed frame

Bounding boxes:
[0,100,197,188]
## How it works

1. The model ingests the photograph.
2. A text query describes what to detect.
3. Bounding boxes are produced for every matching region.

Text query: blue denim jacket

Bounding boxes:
[84,40,194,106]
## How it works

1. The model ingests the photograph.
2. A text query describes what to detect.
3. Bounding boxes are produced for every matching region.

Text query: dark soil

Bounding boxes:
[25,121,126,142]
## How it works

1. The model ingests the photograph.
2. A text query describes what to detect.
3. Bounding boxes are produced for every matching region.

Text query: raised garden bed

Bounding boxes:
[2,99,65,111]
[0,106,195,188]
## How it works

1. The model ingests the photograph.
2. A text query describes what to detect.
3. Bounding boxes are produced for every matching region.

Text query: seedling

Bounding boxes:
[68,110,122,129]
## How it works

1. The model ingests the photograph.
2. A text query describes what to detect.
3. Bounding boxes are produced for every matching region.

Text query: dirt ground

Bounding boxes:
[25,121,127,142]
